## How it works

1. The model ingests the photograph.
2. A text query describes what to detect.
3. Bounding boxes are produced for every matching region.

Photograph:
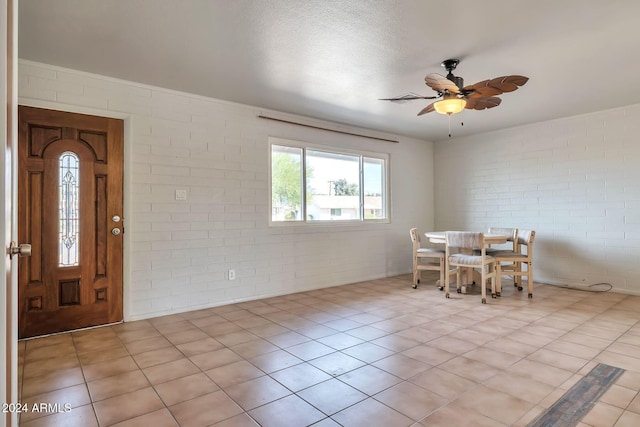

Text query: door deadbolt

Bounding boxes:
[112,215,121,223]
[9,241,32,259]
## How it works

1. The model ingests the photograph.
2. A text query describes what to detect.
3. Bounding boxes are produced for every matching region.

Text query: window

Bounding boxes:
[270,138,388,223]
[59,151,80,266]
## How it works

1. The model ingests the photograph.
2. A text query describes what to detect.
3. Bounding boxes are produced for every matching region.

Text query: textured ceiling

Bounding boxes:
[18,0,640,142]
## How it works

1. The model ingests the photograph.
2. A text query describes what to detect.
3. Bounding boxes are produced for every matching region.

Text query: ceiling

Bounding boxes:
[18,0,640,142]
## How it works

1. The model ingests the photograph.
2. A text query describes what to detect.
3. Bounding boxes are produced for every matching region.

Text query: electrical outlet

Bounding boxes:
[228,269,236,280]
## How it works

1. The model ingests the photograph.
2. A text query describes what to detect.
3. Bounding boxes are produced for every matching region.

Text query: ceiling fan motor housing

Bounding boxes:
[449,75,464,91]
[442,59,464,91]
[441,58,459,71]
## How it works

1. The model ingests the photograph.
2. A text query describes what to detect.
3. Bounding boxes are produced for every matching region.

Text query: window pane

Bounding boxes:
[306,150,360,221]
[59,151,80,266]
[271,145,303,221]
[363,157,386,219]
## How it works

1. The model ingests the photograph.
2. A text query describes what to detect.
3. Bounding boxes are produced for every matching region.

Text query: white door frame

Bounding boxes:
[2,1,19,426]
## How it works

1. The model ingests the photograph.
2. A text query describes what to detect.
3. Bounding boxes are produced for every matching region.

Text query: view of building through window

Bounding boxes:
[306,149,360,221]
[271,140,387,223]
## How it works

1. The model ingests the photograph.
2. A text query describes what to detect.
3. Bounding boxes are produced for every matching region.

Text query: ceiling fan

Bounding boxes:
[380,59,529,136]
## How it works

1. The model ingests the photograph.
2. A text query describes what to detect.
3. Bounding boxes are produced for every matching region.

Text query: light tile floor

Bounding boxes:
[16,274,640,426]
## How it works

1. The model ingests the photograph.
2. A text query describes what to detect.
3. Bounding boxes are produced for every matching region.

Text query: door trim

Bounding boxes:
[3,0,18,425]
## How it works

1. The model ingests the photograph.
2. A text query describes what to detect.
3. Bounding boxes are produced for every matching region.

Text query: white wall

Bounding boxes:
[434,105,640,295]
[18,60,435,320]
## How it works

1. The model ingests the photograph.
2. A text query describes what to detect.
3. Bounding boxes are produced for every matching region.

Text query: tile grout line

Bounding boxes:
[16,275,640,426]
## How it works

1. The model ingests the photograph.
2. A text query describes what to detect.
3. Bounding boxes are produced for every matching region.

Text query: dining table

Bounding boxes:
[424,231,509,246]
[424,231,510,292]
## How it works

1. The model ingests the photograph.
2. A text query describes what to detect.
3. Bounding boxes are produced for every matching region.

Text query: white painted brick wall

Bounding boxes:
[18,60,435,320]
[435,105,640,294]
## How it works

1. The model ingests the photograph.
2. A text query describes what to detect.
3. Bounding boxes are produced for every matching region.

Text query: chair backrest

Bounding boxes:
[488,227,517,241]
[517,229,535,245]
[445,231,483,250]
[488,227,517,250]
[410,228,420,252]
[516,230,535,255]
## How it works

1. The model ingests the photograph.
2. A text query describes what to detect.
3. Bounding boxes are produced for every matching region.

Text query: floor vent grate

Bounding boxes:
[527,363,625,427]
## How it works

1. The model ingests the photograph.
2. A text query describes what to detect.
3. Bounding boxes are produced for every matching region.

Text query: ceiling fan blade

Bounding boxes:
[464,75,528,97]
[487,75,529,93]
[417,102,436,116]
[379,93,438,102]
[463,80,503,98]
[425,73,459,94]
[465,96,502,110]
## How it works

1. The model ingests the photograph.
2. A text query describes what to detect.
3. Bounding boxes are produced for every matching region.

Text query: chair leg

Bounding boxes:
[480,268,486,304]
[413,256,425,289]
[490,271,496,300]
[444,262,450,298]
[438,258,445,291]
[490,264,497,299]
[527,261,533,298]
[496,263,502,297]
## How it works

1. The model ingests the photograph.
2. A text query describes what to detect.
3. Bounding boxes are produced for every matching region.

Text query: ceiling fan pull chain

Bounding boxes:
[448,113,452,137]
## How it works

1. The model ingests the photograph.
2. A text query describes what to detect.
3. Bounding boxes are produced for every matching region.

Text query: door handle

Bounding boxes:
[9,241,32,259]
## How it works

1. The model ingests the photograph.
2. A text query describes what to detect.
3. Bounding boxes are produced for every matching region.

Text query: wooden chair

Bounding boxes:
[410,228,445,290]
[495,230,536,298]
[444,231,497,304]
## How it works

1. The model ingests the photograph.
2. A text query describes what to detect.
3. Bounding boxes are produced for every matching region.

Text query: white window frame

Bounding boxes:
[269,137,390,226]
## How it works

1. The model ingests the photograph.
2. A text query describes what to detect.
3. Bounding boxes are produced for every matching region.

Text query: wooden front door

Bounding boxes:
[18,106,124,338]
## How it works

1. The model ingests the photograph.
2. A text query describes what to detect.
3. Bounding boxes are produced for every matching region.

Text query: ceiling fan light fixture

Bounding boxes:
[434,97,466,115]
